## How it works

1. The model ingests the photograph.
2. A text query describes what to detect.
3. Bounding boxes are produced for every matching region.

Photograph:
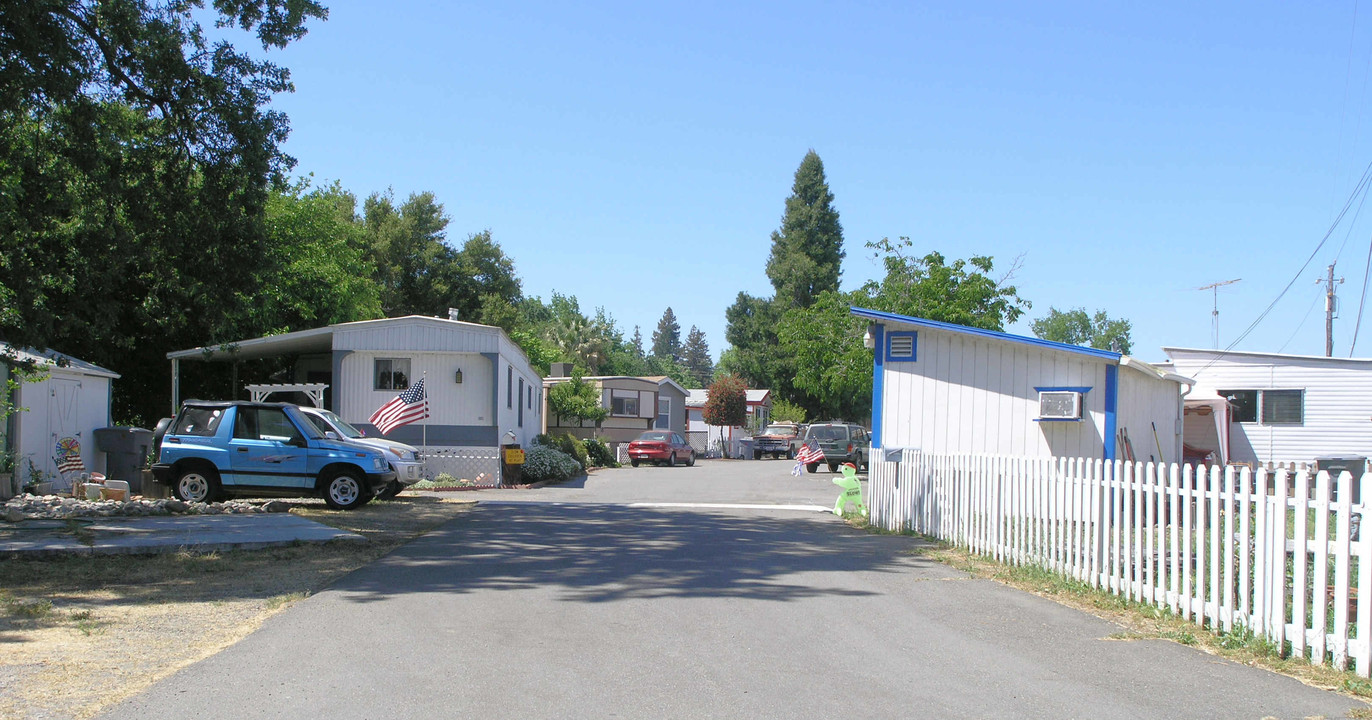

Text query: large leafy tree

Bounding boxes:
[702,374,747,428]
[1031,307,1132,354]
[547,372,607,427]
[651,307,682,360]
[778,238,1030,422]
[363,190,453,316]
[258,179,382,332]
[0,0,327,424]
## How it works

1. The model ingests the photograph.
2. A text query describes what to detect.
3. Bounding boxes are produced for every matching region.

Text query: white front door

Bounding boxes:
[47,378,82,481]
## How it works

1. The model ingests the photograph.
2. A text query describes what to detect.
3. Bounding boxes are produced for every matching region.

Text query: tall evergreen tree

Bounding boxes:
[630,326,645,358]
[652,307,682,360]
[764,150,845,310]
[681,326,713,387]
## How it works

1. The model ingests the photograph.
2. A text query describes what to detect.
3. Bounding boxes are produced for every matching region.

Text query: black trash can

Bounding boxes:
[1315,455,1367,503]
[94,427,155,492]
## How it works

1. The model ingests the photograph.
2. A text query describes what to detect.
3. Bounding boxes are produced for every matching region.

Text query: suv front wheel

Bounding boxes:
[174,467,220,504]
[322,469,372,510]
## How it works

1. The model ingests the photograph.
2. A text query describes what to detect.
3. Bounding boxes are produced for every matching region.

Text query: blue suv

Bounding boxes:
[151,401,396,510]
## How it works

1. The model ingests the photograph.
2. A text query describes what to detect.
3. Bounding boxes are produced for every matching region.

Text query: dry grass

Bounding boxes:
[0,495,475,720]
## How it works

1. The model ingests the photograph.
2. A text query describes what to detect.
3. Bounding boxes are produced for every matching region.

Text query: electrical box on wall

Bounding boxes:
[1038,391,1083,420]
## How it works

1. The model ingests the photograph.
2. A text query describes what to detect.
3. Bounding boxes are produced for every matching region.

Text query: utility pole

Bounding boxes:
[1323,263,1345,357]
[1197,278,1241,349]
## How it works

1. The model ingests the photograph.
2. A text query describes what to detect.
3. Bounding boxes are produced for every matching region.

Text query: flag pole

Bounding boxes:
[422,370,428,453]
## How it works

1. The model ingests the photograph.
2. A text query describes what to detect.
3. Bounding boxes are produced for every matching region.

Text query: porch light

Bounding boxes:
[454,369,463,384]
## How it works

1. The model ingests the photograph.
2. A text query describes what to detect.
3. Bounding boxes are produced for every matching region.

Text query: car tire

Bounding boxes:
[322,469,371,510]
[631,459,640,468]
[787,447,796,460]
[753,449,761,460]
[828,463,839,473]
[686,451,695,467]
[668,453,677,467]
[375,480,403,500]
[173,467,220,504]
[806,463,818,474]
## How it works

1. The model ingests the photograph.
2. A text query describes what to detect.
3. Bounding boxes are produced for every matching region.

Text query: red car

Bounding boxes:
[627,431,696,467]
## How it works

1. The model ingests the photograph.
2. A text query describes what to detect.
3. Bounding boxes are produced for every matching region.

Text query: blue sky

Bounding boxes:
[259,1,1372,363]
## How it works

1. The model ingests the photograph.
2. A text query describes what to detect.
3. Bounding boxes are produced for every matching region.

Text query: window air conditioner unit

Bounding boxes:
[1038,391,1082,420]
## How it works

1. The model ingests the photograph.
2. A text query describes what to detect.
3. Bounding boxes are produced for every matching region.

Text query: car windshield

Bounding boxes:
[636,432,671,442]
[317,410,364,439]
[808,426,849,441]
[759,426,793,436]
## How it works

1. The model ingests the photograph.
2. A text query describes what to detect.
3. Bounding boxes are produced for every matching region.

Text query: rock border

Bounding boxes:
[4,493,292,522]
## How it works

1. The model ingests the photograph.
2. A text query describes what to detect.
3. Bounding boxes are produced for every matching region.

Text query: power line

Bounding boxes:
[1351,229,1372,355]
[1279,288,1324,353]
[1197,157,1372,373]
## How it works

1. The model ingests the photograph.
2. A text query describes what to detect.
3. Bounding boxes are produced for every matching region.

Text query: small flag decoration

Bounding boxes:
[57,453,85,474]
[369,378,429,435]
[791,440,825,475]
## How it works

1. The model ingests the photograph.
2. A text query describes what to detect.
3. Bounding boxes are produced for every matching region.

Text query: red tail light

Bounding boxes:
[847,443,853,453]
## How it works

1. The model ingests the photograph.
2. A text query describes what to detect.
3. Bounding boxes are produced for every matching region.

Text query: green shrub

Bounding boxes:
[583,437,618,468]
[522,444,582,482]
[550,432,588,469]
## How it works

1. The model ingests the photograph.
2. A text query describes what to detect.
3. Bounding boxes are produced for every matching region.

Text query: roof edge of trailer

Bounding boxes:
[850,307,1123,362]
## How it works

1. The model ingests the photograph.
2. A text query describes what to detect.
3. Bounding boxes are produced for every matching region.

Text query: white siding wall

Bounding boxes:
[339,352,494,428]
[880,329,1109,459]
[334,319,500,354]
[1116,366,1184,463]
[876,328,1178,464]
[1169,350,1372,465]
[496,359,542,447]
[15,368,113,482]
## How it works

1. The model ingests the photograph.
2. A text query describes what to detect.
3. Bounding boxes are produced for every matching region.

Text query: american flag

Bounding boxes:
[369,378,429,435]
[57,453,85,474]
[791,440,825,476]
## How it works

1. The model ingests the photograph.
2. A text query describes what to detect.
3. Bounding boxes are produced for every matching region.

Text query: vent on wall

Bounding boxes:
[887,332,916,361]
[1038,391,1082,420]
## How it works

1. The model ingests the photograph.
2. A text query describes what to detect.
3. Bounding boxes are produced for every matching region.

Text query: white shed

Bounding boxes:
[1161,347,1372,467]
[854,308,1192,463]
[3,345,120,496]
[166,315,543,450]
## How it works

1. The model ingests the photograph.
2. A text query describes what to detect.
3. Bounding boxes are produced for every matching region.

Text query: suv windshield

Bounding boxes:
[305,409,364,439]
[758,426,795,436]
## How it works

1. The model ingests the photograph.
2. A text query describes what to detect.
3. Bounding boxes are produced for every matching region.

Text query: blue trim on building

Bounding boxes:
[884,330,918,362]
[850,307,1123,361]
[1103,365,1118,462]
[1033,418,1085,423]
[1034,386,1092,394]
[871,324,885,448]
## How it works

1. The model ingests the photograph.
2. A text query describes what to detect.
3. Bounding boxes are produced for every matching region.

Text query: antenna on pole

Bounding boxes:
[1196,278,1241,349]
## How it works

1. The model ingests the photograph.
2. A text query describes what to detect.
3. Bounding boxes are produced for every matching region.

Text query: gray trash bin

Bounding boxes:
[94,427,154,492]
[1315,455,1366,503]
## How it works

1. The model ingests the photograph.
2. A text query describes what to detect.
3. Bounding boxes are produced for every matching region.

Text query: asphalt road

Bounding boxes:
[99,460,1363,719]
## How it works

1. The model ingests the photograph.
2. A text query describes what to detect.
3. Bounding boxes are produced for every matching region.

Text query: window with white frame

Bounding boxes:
[374,358,410,390]
[656,398,671,429]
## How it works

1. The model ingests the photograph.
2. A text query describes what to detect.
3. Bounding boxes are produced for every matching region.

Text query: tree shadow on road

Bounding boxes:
[335,504,942,605]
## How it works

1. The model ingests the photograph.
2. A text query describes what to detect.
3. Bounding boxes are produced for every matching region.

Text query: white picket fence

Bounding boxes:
[869,450,1372,676]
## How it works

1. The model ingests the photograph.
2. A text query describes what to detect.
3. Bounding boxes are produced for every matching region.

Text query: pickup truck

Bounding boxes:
[151,400,395,509]
[753,423,803,460]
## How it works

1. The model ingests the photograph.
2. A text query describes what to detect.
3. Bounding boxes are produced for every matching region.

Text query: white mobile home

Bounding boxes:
[166,315,543,451]
[1161,347,1372,468]
[2,345,119,497]
[854,308,1192,463]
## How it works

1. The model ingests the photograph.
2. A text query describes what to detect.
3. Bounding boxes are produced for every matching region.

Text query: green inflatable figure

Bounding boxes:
[832,462,867,517]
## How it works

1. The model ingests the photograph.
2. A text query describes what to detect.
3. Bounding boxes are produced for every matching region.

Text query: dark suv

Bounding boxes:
[799,422,870,473]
